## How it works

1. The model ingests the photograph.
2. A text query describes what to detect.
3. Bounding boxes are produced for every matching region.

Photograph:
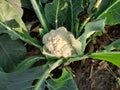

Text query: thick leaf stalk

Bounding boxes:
[30,0,49,34]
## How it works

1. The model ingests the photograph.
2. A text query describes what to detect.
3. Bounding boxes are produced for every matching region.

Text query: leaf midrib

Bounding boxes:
[70,0,74,32]
[55,0,60,29]
[97,0,120,18]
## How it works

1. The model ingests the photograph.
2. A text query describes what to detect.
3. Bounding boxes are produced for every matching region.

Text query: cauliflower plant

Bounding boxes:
[42,27,81,58]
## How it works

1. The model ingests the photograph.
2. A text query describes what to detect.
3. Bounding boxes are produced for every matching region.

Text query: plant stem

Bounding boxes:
[0,22,42,50]
[77,0,103,38]
[70,0,74,33]
[64,55,88,66]
[30,0,49,33]
[34,68,49,90]
[34,59,63,90]
[55,0,60,29]
[94,0,102,9]
[77,14,93,38]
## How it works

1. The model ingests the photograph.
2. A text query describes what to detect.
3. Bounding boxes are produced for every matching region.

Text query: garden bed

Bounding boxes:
[0,0,120,90]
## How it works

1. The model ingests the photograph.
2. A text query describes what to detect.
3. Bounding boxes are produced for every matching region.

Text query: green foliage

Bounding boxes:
[0,0,42,49]
[88,0,120,25]
[21,0,32,9]
[94,0,114,17]
[33,59,63,90]
[0,34,26,72]
[0,71,7,90]
[41,0,48,3]
[82,0,89,7]
[87,0,97,14]
[45,0,68,28]
[0,66,48,90]
[15,56,45,71]
[1,0,120,90]
[0,0,25,39]
[89,52,120,67]
[31,0,49,34]
[97,0,120,25]
[79,19,105,55]
[47,69,78,90]
[65,0,83,33]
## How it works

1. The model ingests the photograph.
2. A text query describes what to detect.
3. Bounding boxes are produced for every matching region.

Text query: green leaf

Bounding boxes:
[0,0,26,35]
[34,59,64,90]
[97,0,120,25]
[21,0,32,9]
[79,19,105,55]
[0,0,42,49]
[89,52,120,67]
[87,0,97,14]
[33,69,48,90]
[88,0,108,15]
[105,39,120,51]
[71,36,82,55]
[0,66,48,90]
[45,0,68,28]
[31,0,49,34]
[47,69,78,90]
[82,0,89,7]
[7,66,48,90]
[41,0,48,3]
[0,67,4,72]
[94,0,114,17]
[0,34,26,72]
[88,0,116,16]
[0,71,7,90]
[0,25,7,34]
[0,59,64,90]
[15,56,45,71]
[67,55,89,64]
[65,0,83,32]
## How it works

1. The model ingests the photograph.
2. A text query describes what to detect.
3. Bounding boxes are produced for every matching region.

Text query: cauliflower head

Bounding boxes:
[42,27,81,58]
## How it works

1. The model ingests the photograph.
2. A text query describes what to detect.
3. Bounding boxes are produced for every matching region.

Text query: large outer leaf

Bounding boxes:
[21,0,32,9]
[89,52,120,67]
[34,59,64,90]
[65,0,83,32]
[97,0,120,25]
[0,0,26,33]
[47,69,78,90]
[0,71,7,90]
[0,0,41,49]
[0,66,48,90]
[7,66,47,90]
[0,34,26,72]
[79,19,105,55]
[45,0,68,28]
[15,56,45,71]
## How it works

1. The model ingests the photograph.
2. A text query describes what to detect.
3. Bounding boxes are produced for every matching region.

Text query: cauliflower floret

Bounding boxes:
[42,27,80,58]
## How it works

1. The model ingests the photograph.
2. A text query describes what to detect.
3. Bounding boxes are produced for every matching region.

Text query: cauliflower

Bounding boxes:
[42,27,81,58]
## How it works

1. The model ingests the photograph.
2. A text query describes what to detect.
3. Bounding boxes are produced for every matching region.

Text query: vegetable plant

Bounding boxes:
[0,0,120,90]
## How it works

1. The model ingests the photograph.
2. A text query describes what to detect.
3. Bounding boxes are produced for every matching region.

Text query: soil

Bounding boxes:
[22,8,120,90]
[71,24,120,90]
